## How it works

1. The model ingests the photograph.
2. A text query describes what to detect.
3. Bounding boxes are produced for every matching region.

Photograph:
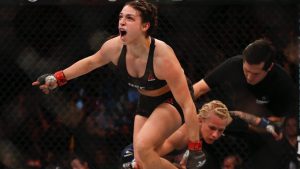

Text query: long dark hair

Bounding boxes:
[125,0,158,37]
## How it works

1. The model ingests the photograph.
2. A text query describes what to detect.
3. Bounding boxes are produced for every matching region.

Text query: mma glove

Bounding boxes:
[297,136,300,162]
[186,140,206,169]
[122,159,137,169]
[258,117,281,135]
[37,70,67,90]
[121,144,137,169]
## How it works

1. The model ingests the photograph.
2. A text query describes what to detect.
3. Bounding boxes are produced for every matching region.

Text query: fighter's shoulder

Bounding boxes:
[152,39,179,73]
[153,39,177,66]
[102,36,123,50]
[99,36,123,64]
[100,36,123,56]
[153,38,174,54]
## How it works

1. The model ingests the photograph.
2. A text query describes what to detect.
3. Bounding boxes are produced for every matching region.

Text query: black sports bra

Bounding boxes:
[117,38,167,90]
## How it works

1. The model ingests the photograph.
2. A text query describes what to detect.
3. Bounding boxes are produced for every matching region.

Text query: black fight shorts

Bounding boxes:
[135,78,196,124]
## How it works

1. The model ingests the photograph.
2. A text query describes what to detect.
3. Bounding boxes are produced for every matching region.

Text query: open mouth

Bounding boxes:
[120,30,127,36]
[119,29,127,36]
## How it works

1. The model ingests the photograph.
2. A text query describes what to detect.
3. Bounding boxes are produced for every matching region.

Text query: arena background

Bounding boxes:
[0,0,298,169]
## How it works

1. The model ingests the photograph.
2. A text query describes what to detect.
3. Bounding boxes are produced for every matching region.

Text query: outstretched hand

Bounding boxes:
[32,74,58,94]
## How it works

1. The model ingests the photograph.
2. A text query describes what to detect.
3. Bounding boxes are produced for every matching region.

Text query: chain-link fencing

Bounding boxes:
[0,0,298,169]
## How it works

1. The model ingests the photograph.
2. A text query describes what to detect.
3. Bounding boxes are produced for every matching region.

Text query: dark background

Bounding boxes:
[0,0,298,169]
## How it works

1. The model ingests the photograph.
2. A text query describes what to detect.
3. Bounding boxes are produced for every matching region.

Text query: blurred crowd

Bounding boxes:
[0,2,298,169]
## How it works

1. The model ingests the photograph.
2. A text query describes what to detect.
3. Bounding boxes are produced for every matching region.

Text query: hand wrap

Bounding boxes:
[186,140,206,169]
[37,70,67,90]
[121,144,135,169]
[258,117,281,135]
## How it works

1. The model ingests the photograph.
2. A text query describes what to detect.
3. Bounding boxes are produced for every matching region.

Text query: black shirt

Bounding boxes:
[203,55,297,117]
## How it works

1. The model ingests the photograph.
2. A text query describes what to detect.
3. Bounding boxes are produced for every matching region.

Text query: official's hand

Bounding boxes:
[266,122,283,140]
[186,141,206,169]
[259,118,283,140]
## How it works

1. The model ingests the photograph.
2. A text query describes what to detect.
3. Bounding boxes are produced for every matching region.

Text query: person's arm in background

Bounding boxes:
[193,56,241,100]
[230,111,283,140]
[192,79,211,99]
[156,125,188,157]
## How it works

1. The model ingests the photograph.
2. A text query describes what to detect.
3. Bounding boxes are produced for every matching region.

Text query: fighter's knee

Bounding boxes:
[135,140,148,154]
[134,140,153,159]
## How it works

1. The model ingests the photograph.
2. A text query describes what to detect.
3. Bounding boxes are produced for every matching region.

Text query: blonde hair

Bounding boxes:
[198,100,232,124]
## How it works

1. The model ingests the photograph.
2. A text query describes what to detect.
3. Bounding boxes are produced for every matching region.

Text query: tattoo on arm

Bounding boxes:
[230,111,260,126]
[238,112,259,126]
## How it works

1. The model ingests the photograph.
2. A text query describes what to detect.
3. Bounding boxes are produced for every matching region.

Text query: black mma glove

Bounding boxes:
[186,140,206,169]
[297,136,300,165]
[122,160,136,169]
[121,144,136,169]
[258,117,281,136]
[37,70,67,90]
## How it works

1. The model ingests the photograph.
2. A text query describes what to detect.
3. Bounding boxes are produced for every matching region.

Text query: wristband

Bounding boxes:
[54,70,67,86]
[258,117,270,128]
[188,140,202,151]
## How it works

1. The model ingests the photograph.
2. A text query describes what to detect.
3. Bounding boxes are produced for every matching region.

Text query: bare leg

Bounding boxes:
[134,103,182,169]
[133,115,147,168]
